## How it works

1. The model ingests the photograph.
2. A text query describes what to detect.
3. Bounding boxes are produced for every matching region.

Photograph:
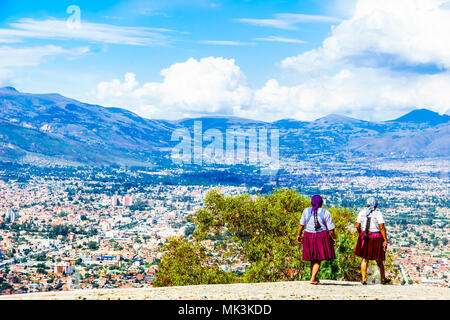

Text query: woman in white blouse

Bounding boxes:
[297,195,337,285]
[354,197,391,285]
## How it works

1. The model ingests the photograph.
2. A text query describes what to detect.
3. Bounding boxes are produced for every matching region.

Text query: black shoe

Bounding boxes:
[381,278,391,285]
[361,281,367,285]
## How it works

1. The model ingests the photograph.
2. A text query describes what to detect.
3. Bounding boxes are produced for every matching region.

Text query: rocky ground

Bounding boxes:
[1,280,449,300]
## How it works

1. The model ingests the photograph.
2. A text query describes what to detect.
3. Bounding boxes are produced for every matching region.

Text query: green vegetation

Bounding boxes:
[0,221,97,239]
[87,241,99,250]
[129,200,149,211]
[155,189,392,287]
[118,221,139,230]
[153,237,234,287]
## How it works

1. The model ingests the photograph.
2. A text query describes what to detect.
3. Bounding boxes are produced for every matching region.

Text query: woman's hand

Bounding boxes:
[297,225,304,245]
[329,229,337,246]
[383,241,388,251]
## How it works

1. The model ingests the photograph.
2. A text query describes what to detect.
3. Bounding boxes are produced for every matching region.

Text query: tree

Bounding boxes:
[0,282,12,291]
[432,238,439,247]
[37,267,47,274]
[190,188,362,282]
[157,188,396,286]
[184,224,195,237]
[87,241,99,250]
[153,237,235,287]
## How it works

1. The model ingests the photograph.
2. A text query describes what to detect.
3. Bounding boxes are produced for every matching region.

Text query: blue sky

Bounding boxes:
[1,0,450,121]
[0,0,338,87]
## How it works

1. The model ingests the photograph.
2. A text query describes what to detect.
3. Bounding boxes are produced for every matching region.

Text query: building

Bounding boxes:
[5,208,16,222]
[100,221,112,231]
[123,195,134,206]
[111,195,120,206]
[54,262,74,276]
[92,255,121,266]
[54,264,64,275]
[111,195,134,207]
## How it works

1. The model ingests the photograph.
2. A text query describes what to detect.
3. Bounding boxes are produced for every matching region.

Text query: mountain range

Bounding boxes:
[0,86,449,167]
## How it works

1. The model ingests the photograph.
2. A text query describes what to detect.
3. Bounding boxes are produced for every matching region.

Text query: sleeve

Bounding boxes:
[324,210,335,230]
[356,210,363,223]
[375,211,385,224]
[299,208,308,225]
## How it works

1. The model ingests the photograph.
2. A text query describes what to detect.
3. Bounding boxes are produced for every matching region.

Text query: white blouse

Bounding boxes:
[356,208,385,232]
[300,207,335,233]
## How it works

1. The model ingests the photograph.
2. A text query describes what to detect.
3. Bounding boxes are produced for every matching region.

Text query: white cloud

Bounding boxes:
[199,40,255,46]
[253,36,307,44]
[94,61,450,122]
[94,0,450,121]
[95,57,253,119]
[0,18,174,46]
[0,45,68,68]
[251,69,450,121]
[282,0,450,72]
[0,45,89,85]
[325,0,359,19]
[276,0,450,119]
[0,45,90,86]
[236,13,341,30]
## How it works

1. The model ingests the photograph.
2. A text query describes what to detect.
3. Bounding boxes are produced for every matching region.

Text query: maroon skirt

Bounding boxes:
[354,231,385,260]
[302,230,336,261]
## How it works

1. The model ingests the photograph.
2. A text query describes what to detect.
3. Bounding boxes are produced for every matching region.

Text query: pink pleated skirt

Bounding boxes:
[354,231,385,260]
[302,230,336,261]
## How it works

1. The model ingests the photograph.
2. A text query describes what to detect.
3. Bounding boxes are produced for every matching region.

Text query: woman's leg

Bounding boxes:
[361,258,369,282]
[376,259,386,281]
[309,261,319,279]
[310,260,321,284]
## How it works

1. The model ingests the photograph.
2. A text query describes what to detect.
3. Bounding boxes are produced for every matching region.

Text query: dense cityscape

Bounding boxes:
[0,157,448,295]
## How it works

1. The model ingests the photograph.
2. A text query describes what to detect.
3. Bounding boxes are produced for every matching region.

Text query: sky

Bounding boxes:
[1,0,450,121]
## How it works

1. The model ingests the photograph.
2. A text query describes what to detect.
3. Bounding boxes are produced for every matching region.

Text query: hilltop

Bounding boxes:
[1,280,449,300]
[390,108,450,125]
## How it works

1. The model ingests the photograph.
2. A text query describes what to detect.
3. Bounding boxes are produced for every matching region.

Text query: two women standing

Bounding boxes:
[297,195,391,285]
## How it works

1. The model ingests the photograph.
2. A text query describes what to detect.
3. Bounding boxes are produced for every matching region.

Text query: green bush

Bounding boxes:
[87,241,99,250]
[153,237,235,287]
[155,188,393,286]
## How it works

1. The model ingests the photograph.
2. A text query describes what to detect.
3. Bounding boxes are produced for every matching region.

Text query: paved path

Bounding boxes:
[1,280,449,300]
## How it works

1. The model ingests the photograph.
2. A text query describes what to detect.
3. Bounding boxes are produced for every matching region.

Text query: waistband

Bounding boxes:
[304,230,329,235]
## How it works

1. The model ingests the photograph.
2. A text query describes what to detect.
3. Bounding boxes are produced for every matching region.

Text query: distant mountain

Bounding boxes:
[272,119,307,129]
[171,116,267,130]
[0,87,449,166]
[0,87,18,93]
[0,87,176,165]
[390,108,450,125]
[313,114,365,125]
